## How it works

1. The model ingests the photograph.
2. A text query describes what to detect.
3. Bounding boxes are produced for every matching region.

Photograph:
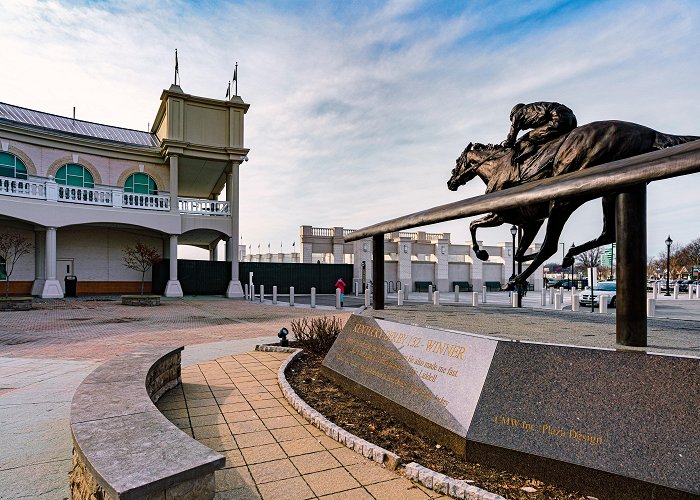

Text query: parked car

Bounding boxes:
[580,281,617,308]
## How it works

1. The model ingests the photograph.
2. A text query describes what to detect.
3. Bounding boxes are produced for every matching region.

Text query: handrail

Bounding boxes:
[345,140,700,242]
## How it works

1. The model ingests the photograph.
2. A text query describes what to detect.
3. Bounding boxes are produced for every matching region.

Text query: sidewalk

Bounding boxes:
[158,350,444,499]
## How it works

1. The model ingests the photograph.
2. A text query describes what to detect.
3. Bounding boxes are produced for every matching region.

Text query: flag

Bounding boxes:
[226,81,230,99]
[233,62,238,95]
[268,243,270,252]
[174,49,179,85]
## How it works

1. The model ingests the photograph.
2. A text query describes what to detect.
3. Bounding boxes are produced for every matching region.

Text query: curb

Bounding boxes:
[255,345,506,500]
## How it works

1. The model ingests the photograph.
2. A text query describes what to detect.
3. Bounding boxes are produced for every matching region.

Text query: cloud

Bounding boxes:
[2,0,699,259]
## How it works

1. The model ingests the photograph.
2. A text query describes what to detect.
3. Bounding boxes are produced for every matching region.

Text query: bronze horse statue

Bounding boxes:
[447,120,699,291]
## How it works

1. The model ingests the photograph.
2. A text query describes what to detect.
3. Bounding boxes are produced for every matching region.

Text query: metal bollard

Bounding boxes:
[336,288,341,309]
[647,298,656,317]
[541,288,547,306]
[289,286,295,307]
[554,293,562,310]
[454,285,460,303]
[673,284,679,300]
[272,285,278,305]
[511,291,517,307]
[472,292,479,306]
[428,285,433,299]
[260,285,264,303]
[404,285,409,300]
[482,286,487,303]
[397,290,403,306]
[244,284,249,300]
[311,287,316,308]
[599,295,608,313]
[549,287,555,304]
[653,282,658,299]
[364,286,370,307]
[433,290,439,305]
[571,295,579,311]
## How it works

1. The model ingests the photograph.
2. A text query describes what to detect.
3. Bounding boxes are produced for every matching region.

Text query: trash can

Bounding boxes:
[64,275,77,297]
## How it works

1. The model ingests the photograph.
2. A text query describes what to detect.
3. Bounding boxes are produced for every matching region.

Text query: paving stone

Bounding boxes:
[256,476,315,500]
[270,425,313,443]
[303,467,362,496]
[248,458,299,484]
[290,450,342,474]
[235,430,276,449]
[228,419,268,435]
[365,478,432,499]
[240,443,287,464]
[262,415,299,429]
[345,462,398,485]
[215,467,255,492]
[279,437,325,456]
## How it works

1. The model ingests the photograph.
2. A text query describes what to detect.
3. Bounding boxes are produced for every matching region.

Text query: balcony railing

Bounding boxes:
[0,175,228,216]
[178,198,230,216]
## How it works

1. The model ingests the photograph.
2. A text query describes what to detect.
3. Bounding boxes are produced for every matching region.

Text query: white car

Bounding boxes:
[579,281,617,308]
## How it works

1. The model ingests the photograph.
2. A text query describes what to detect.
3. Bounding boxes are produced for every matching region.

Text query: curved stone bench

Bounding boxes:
[70,346,224,499]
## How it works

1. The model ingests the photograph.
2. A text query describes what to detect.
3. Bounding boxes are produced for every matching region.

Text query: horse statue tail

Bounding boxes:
[653,132,700,150]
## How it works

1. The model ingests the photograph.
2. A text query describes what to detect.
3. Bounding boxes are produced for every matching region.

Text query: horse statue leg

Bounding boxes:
[504,201,577,290]
[469,213,504,261]
[514,220,544,262]
[562,194,616,268]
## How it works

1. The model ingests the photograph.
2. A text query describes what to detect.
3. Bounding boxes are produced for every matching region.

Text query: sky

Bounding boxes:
[2,0,699,261]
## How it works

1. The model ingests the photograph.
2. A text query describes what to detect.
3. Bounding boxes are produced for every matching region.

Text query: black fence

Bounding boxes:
[152,260,353,295]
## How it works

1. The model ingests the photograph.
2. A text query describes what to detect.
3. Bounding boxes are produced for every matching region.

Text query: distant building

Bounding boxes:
[299,225,544,292]
[0,84,249,297]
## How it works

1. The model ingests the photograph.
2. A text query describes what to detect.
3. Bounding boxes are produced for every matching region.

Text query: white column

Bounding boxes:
[169,155,179,213]
[226,163,244,297]
[673,284,679,300]
[336,288,341,309]
[332,227,344,264]
[31,228,46,296]
[164,234,184,297]
[272,286,278,304]
[40,227,63,298]
[289,286,295,306]
[454,285,460,303]
[311,287,316,308]
[398,239,412,293]
[434,240,449,292]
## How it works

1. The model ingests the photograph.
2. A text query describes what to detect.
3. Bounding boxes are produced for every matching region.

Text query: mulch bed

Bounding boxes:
[286,349,591,500]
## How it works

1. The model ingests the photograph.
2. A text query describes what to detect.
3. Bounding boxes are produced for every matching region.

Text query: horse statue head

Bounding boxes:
[447,142,503,191]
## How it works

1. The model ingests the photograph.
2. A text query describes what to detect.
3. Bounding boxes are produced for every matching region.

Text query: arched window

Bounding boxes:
[0,152,28,180]
[55,164,94,188]
[124,173,157,195]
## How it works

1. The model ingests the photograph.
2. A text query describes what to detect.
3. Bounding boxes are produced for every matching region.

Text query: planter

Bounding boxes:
[121,295,161,307]
[0,297,33,311]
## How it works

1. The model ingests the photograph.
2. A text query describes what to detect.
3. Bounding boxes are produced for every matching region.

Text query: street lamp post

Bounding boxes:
[518,227,523,307]
[570,242,575,287]
[665,235,673,296]
[510,225,517,306]
[560,242,565,279]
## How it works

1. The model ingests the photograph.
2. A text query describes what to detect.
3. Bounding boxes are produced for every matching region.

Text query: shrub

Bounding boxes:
[290,315,343,354]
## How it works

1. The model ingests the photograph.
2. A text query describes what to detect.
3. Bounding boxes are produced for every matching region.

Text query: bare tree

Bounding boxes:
[122,242,162,295]
[0,232,33,297]
[575,247,603,270]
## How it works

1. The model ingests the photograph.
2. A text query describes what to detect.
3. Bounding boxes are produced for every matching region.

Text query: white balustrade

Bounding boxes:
[0,175,46,200]
[123,192,170,211]
[57,185,113,206]
[178,198,229,215]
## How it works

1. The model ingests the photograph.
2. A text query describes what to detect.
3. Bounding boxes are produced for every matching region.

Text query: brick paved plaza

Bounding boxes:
[0,298,349,499]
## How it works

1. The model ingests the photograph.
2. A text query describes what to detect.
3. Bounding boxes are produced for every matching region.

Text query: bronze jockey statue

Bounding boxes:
[503,102,577,164]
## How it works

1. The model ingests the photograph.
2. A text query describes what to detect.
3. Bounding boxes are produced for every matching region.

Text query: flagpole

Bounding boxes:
[174,49,178,85]
[234,62,238,96]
